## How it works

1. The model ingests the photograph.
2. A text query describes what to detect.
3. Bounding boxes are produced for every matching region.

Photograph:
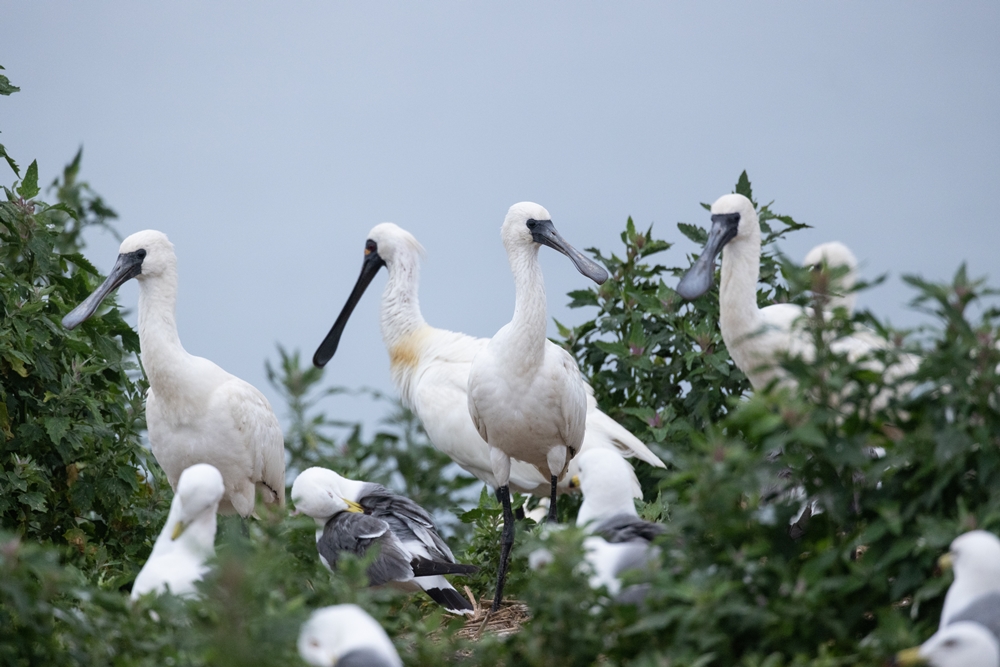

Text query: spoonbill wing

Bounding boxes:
[225,380,286,506]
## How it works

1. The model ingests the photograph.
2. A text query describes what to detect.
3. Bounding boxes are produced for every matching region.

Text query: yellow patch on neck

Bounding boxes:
[389,329,428,371]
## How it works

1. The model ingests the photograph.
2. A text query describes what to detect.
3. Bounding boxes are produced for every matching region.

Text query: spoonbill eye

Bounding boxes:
[364,240,377,256]
[137,249,147,259]
[525,219,538,230]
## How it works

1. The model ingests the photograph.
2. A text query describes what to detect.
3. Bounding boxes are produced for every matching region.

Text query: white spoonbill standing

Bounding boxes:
[131,463,225,600]
[311,223,664,499]
[676,194,916,393]
[62,230,285,516]
[466,202,608,611]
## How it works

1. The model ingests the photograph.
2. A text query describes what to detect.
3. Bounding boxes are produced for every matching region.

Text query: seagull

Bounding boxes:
[465,202,608,611]
[803,241,858,313]
[676,194,917,394]
[893,621,999,667]
[62,230,285,516]
[311,222,665,499]
[572,448,664,602]
[298,604,402,667]
[290,466,477,615]
[948,591,1000,643]
[131,463,224,600]
[939,530,1000,628]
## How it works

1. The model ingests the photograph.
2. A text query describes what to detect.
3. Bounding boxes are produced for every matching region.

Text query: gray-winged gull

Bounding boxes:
[572,448,664,602]
[291,467,477,615]
[131,463,224,600]
[298,604,402,667]
[939,530,1000,628]
[893,621,999,667]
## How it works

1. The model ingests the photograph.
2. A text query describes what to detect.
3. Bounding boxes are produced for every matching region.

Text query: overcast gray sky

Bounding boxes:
[5,3,999,431]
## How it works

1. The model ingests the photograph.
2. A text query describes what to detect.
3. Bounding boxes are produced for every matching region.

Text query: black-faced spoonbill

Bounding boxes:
[291,467,478,615]
[938,530,1000,629]
[311,223,665,499]
[893,622,999,667]
[466,202,608,611]
[573,448,665,603]
[62,230,285,516]
[803,241,858,314]
[131,463,224,600]
[676,194,917,393]
[298,604,402,667]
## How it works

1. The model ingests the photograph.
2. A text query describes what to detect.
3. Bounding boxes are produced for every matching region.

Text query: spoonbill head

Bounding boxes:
[676,193,757,301]
[803,241,858,313]
[893,621,1000,667]
[298,604,402,667]
[939,530,1000,627]
[62,230,176,329]
[501,202,608,284]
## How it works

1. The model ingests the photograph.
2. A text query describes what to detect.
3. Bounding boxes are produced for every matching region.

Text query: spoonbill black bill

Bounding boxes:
[466,202,608,611]
[311,223,665,500]
[62,230,285,516]
[291,466,478,615]
[298,604,402,667]
[131,463,224,600]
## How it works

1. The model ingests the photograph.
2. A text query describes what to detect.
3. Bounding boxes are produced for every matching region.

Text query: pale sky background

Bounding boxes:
[4,3,999,433]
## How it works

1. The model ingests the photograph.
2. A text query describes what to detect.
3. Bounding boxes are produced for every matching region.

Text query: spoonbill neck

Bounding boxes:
[718,231,764,341]
[136,266,192,389]
[505,243,548,356]
[380,251,428,352]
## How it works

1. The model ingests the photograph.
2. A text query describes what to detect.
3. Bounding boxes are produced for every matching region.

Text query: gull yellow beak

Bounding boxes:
[893,646,924,666]
[345,498,365,514]
[171,520,187,541]
[569,475,581,490]
[938,552,953,571]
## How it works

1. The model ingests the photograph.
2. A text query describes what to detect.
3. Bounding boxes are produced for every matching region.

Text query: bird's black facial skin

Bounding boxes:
[61,249,146,329]
[675,212,741,301]
[313,239,387,368]
[525,218,608,284]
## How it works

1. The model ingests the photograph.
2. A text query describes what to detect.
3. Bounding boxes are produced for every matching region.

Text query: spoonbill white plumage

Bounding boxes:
[291,467,478,615]
[803,241,858,313]
[938,530,1000,629]
[131,463,224,600]
[62,230,285,516]
[311,223,665,498]
[676,194,916,393]
[573,448,664,602]
[298,604,402,667]
[466,202,608,611]
[893,622,999,667]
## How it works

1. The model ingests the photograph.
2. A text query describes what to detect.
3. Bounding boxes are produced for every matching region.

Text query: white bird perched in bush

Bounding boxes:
[62,230,285,517]
[939,530,1000,628]
[893,621,999,667]
[131,463,224,600]
[803,241,858,314]
[291,467,477,615]
[298,604,402,667]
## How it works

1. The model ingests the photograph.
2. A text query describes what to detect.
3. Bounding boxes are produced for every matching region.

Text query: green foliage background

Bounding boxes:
[2,65,998,665]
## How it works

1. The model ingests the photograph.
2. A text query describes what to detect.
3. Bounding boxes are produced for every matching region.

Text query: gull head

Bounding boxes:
[171,463,224,541]
[298,604,401,667]
[893,621,1000,667]
[574,448,642,528]
[676,193,758,301]
[62,229,176,329]
[291,467,360,521]
[501,201,607,284]
[940,530,1000,582]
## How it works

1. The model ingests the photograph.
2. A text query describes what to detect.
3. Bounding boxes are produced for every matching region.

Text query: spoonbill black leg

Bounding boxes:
[493,484,516,612]
[547,475,559,523]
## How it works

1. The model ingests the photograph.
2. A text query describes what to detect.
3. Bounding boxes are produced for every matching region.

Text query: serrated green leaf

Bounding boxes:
[0,67,19,96]
[735,169,754,205]
[16,160,39,199]
[0,144,19,177]
[677,222,708,245]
